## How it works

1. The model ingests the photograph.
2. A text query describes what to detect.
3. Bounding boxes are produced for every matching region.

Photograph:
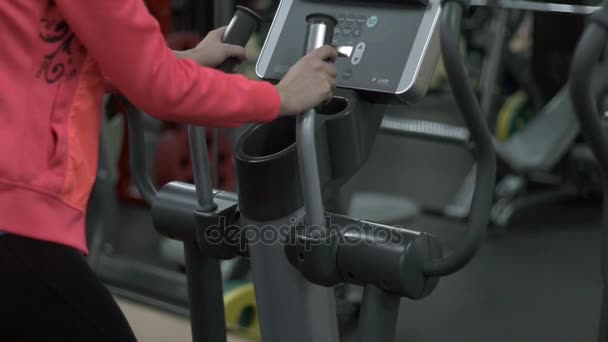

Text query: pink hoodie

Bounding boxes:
[0,0,281,253]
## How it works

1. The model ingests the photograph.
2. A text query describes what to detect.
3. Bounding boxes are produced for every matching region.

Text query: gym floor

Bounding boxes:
[341,93,604,342]
[116,298,249,342]
[106,93,605,341]
[389,203,602,342]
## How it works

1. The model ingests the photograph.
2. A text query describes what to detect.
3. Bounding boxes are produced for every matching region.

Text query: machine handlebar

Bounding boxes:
[421,1,498,277]
[296,15,338,228]
[124,6,262,210]
[568,4,608,339]
[119,95,158,205]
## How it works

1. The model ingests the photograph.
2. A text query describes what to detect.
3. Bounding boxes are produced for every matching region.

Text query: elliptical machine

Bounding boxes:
[569,4,608,340]
[121,0,497,341]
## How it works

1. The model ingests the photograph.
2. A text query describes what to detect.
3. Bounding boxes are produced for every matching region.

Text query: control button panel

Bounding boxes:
[332,13,377,41]
[351,42,366,65]
[331,13,376,77]
[257,1,439,100]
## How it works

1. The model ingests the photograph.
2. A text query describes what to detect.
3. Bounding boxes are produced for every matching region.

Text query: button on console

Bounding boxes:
[342,69,353,80]
[351,42,366,65]
[367,16,379,28]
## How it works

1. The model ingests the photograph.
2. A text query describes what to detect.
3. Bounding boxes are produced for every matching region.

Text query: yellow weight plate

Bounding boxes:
[224,283,260,342]
[496,91,528,142]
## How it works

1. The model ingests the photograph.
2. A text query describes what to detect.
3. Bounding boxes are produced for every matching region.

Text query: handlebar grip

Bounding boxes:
[218,6,263,73]
[305,14,337,54]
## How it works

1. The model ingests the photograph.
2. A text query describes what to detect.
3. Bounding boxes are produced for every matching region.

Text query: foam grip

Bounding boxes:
[223,282,261,342]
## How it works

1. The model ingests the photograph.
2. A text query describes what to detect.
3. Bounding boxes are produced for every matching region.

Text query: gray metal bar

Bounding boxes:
[480,8,508,119]
[297,16,337,228]
[245,213,340,342]
[357,286,400,342]
[569,15,608,341]
[470,0,600,14]
[187,126,216,211]
[120,96,158,204]
[183,241,227,342]
[423,2,497,276]
[89,105,119,270]
[296,110,326,227]
[380,116,471,146]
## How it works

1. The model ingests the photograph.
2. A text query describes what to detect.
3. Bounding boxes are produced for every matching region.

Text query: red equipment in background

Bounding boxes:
[154,127,237,191]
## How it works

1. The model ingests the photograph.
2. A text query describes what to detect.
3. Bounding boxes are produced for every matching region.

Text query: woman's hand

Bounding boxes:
[174,27,247,69]
[276,45,338,116]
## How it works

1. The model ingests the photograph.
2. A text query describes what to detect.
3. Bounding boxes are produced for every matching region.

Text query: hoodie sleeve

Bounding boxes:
[55,0,281,128]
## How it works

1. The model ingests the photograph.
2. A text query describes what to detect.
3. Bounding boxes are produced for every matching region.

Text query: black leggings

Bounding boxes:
[0,234,137,342]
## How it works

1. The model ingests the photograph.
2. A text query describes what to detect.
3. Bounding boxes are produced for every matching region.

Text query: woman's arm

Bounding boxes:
[104,46,234,95]
[55,0,280,128]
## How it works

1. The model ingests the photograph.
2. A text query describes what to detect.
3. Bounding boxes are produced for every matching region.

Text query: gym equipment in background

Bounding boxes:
[484,1,604,227]
[403,1,605,227]
[123,0,496,341]
[477,0,601,227]
[569,4,608,339]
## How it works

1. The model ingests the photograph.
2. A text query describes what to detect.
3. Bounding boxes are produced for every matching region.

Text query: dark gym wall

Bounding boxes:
[532,0,585,100]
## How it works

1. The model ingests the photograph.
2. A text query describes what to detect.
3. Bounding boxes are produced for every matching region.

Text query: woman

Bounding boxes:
[0,0,337,340]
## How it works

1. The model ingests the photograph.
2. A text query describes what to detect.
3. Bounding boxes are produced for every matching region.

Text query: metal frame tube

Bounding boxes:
[297,14,337,227]
[569,15,608,341]
[357,286,400,342]
[184,241,227,342]
[296,110,326,227]
[423,2,497,276]
[480,8,508,120]
[187,126,217,211]
[470,0,600,14]
[119,95,158,205]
